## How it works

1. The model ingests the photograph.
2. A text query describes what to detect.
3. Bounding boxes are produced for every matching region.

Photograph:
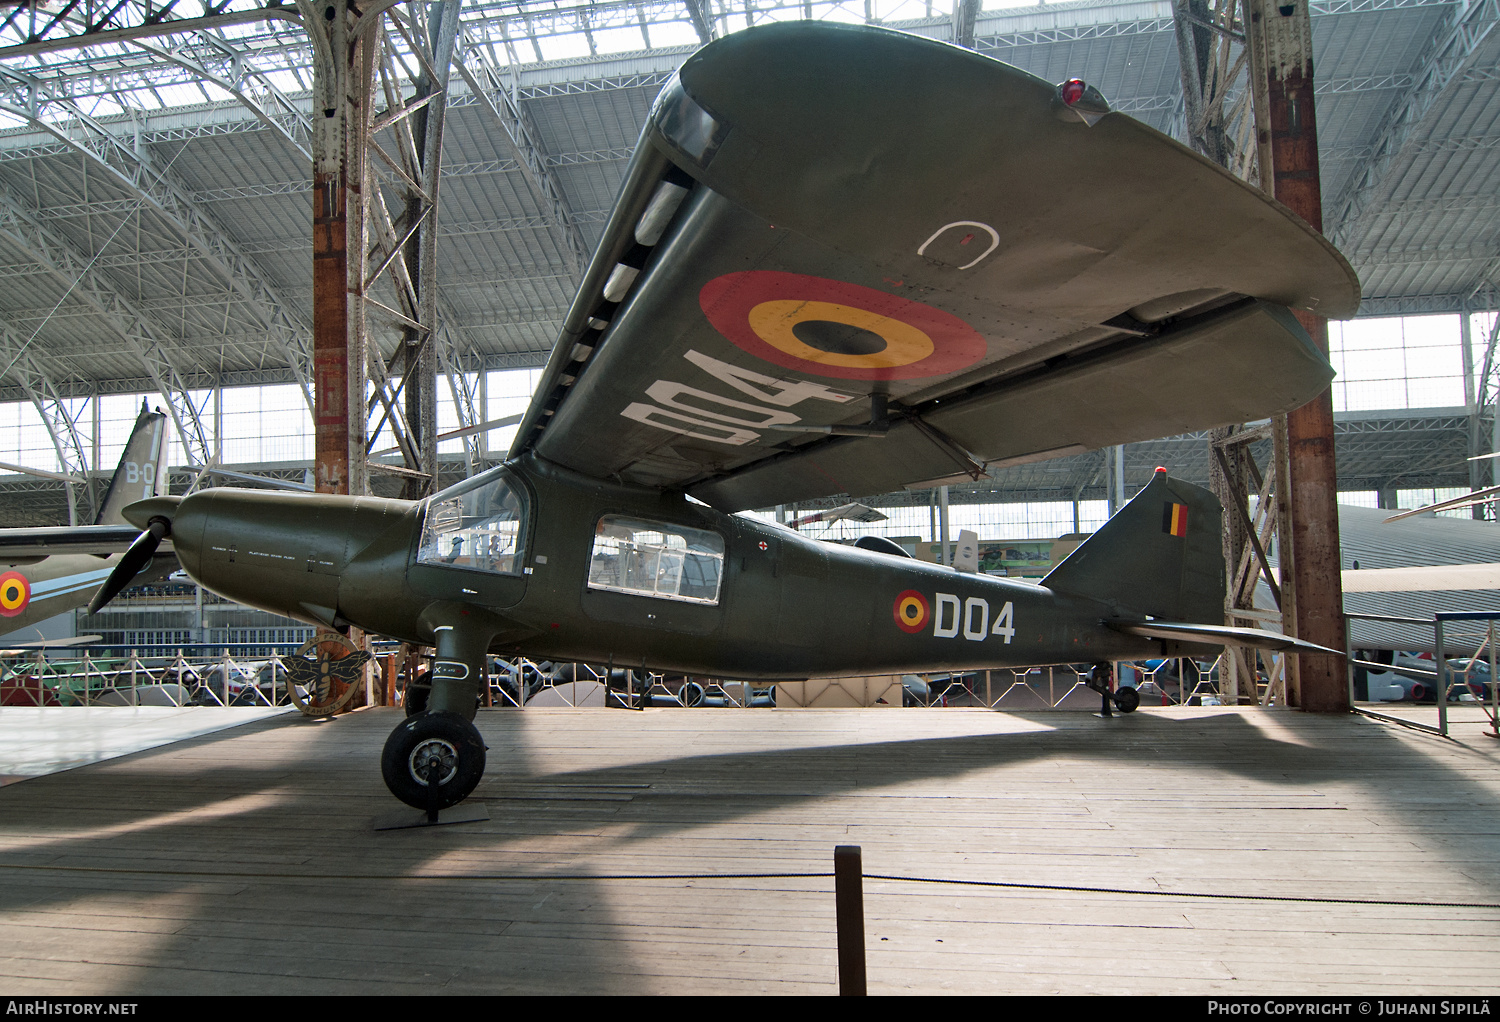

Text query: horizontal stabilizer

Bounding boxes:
[0,635,103,654]
[1109,620,1341,655]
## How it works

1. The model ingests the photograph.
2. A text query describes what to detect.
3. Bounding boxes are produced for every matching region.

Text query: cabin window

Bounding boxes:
[587,516,725,605]
[417,469,528,575]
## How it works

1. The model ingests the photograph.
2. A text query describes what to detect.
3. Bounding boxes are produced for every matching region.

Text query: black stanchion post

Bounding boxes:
[425,752,442,825]
[834,844,866,996]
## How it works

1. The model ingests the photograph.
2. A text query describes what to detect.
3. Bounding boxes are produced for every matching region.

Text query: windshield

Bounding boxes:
[416,469,528,575]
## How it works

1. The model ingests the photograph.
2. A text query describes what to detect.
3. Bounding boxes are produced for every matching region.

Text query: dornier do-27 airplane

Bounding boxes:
[89,22,1360,811]
[0,402,173,639]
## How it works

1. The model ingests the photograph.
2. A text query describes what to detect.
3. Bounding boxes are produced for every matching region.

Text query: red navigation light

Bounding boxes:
[1061,79,1086,106]
[1155,466,1168,475]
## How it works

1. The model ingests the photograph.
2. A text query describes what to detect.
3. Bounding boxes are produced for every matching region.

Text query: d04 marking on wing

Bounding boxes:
[620,349,858,446]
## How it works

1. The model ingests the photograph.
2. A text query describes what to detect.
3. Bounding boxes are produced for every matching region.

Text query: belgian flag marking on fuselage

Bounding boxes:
[1162,502,1188,537]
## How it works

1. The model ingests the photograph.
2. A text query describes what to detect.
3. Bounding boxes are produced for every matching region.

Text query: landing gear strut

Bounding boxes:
[381,604,498,810]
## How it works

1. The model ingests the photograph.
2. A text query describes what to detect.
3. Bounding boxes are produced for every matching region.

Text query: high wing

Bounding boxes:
[510,22,1359,512]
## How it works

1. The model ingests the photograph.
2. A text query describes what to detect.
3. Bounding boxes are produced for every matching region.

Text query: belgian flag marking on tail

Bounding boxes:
[1162,502,1188,537]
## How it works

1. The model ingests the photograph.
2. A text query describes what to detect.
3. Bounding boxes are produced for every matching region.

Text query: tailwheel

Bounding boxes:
[381,711,486,810]
[1112,687,1140,713]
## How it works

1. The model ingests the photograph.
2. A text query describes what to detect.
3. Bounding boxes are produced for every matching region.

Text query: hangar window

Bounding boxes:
[587,516,724,605]
[417,468,528,575]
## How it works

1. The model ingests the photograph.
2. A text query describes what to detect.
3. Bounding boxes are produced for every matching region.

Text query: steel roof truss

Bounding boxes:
[127,34,313,163]
[0,332,96,524]
[453,25,589,278]
[1328,0,1500,249]
[0,185,214,467]
[0,85,315,414]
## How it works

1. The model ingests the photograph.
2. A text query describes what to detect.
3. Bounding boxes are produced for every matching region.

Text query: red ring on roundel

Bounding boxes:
[893,590,929,634]
[699,271,987,381]
[0,571,31,618]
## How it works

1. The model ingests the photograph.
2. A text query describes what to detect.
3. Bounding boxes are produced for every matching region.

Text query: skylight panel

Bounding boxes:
[874,0,946,19]
[818,2,872,25]
[645,19,700,46]
[262,67,307,93]
[536,30,594,61]
[591,25,651,54]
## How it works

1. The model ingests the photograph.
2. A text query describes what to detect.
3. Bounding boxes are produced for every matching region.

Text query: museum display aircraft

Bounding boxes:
[89,22,1360,811]
[0,403,174,638]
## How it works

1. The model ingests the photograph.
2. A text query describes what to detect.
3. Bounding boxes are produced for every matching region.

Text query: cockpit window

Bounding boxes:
[587,515,724,605]
[417,470,528,575]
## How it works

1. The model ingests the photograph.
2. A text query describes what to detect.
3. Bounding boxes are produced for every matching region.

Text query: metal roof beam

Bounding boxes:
[126,34,313,163]
[452,28,591,278]
[0,2,301,61]
[683,0,717,44]
[953,0,981,49]
[0,185,215,467]
[0,85,315,413]
[1356,293,1489,315]
[0,328,96,523]
[1322,130,1500,163]
[1353,238,1500,264]
[1327,0,1500,250]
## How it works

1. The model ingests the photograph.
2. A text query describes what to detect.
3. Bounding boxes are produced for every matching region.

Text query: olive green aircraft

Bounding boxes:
[93,22,1358,811]
[0,403,174,638]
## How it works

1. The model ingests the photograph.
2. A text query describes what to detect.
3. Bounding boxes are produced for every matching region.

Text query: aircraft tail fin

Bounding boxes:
[1042,468,1224,624]
[93,402,171,526]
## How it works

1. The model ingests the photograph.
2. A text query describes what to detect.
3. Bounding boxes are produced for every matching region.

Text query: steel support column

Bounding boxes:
[302,0,400,495]
[1249,0,1347,711]
[397,0,462,498]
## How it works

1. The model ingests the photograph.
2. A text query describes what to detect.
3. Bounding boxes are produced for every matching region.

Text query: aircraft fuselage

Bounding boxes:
[0,552,175,638]
[149,454,1156,682]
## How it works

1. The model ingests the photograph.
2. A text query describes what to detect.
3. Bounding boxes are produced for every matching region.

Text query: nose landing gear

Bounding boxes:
[380,711,486,811]
[381,605,498,811]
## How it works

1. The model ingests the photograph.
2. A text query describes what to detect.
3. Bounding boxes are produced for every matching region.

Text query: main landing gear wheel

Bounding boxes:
[381,711,486,810]
[1112,687,1140,713]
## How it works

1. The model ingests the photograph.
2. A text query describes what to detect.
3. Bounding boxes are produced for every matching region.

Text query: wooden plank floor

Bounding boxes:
[1,704,1499,995]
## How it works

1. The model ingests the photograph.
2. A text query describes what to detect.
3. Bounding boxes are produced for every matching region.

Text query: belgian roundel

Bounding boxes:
[0,571,30,617]
[700,271,987,382]
[893,590,930,634]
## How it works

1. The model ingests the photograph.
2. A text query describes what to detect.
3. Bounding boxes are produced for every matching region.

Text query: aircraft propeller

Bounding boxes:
[88,514,172,614]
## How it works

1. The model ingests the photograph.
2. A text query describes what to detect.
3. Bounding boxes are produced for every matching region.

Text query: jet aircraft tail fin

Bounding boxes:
[94,402,171,526]
[1042,468,1224,625]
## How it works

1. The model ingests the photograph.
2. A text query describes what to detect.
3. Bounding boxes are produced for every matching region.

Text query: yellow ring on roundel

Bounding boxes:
[0,571,30,616]
[746,300,935,370]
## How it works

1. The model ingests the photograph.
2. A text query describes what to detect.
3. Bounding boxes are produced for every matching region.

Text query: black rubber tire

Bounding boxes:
[1113,687,1140,713]
[380,711,486,810]
[404,670,430,717]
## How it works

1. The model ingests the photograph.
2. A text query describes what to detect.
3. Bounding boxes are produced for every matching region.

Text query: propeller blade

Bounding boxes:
[88,517,170,614]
